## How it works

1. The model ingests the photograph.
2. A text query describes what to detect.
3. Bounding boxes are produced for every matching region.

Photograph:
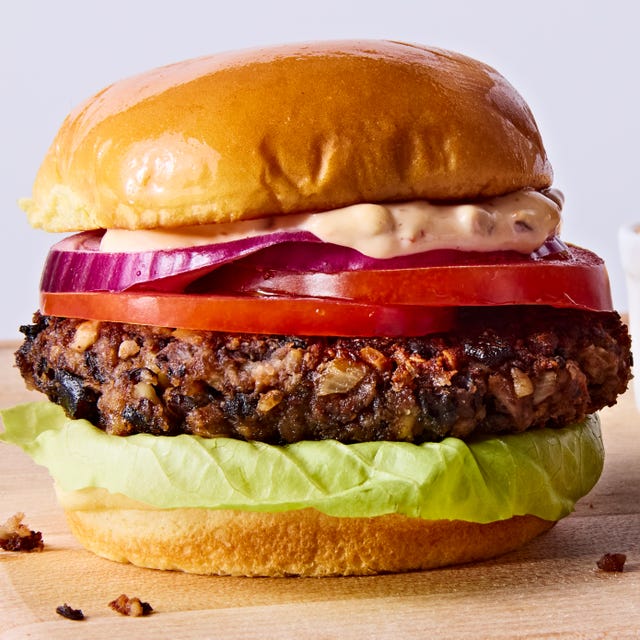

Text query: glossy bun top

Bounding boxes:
[21,40,552,232]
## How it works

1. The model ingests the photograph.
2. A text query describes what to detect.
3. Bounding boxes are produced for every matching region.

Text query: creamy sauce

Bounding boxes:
[100,188,563,257]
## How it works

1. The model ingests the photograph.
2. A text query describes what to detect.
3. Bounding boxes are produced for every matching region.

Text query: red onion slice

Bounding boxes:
[41,229,321,293]
[40,229,568,294]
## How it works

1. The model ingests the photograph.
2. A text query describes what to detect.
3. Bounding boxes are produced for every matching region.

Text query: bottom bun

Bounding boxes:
[64,506,554,577]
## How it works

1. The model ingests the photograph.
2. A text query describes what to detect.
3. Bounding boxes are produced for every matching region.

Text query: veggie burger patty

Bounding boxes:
[17,307,630,444]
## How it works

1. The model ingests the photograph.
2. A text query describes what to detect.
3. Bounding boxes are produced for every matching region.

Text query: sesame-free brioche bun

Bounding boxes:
[63,498,554,577]
[21,40,552,232]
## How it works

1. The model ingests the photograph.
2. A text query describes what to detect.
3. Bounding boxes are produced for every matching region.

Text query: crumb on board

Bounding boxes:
[108,594,154,617]
[0,512,44,552]
[55,604,85,621]
[596,553,627,572]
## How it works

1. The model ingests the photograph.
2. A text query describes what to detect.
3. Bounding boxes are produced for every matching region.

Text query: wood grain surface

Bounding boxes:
[0,340,638,639]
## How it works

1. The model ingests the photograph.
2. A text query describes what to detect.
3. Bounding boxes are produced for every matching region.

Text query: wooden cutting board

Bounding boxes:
[1,340,639,639]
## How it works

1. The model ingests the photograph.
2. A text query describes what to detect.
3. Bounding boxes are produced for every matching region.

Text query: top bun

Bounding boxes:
[22,40,553,232]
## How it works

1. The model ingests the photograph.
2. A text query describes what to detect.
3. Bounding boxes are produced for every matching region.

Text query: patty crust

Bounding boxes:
[15,307,631,443]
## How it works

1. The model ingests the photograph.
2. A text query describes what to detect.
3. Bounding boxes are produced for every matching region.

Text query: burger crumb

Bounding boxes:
[56,603,85,620]
[108,594,153,617]
[0,512,44,552]
[596,553,627,572]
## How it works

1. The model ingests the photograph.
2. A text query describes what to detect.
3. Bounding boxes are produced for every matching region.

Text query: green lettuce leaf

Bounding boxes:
[0,401,604,522]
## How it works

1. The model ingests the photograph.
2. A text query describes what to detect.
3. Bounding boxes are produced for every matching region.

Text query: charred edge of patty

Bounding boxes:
[15,307,632,444]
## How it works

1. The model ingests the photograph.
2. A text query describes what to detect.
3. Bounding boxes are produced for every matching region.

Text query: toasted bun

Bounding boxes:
[23,40,552,232]
[64,506,554,577]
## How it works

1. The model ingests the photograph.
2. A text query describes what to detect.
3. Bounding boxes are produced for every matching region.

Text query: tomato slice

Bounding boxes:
[40,291,457,337]
[209,245,612,312]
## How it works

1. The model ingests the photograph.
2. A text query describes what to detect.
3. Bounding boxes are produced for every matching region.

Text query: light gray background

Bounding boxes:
[2,0,639,340]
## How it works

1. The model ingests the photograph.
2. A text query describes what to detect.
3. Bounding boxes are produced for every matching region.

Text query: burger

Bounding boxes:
[1,40,631,576]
